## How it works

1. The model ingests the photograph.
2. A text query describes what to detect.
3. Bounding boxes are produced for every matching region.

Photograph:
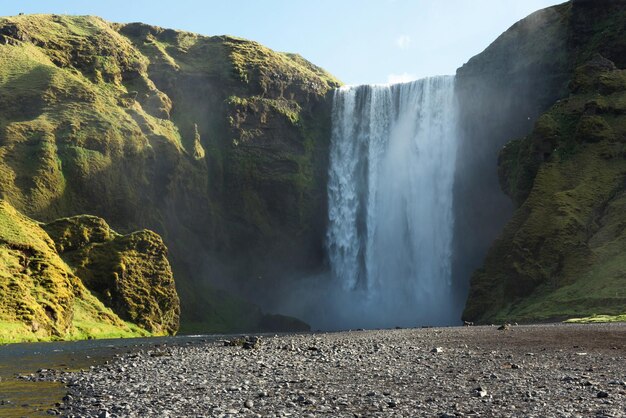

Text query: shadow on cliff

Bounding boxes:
[451,2,573,310]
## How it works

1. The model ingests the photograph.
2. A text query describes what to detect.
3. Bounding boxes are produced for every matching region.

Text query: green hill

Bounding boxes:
[0,14,339,335]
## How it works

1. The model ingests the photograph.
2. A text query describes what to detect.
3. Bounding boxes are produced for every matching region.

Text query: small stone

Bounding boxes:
[244,399,254,408]
[473,387,488,398]
[431,347,444,353]
[597,391,609,398]
[244,336,261,349]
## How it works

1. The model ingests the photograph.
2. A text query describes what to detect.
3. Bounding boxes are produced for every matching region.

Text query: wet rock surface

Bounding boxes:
[38,323,626,417]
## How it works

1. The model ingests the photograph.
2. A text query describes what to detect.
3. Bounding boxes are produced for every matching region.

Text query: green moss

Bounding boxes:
[44,217,180,335]
[0,14,339,335]
[599,69,626,94]
[465,55,626,324]
[225,36,340,92]
[191,123,205,160]
[575,115,615,143]
[0,200,158,343]
[67,297,151,340]
[44,214,113,252]
[571,4,626,69]
[498,137,538,206]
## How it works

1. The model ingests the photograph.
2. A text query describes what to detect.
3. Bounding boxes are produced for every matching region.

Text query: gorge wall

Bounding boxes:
[463,0,626,323]
[453,2,572,309]
[0,14,337,333]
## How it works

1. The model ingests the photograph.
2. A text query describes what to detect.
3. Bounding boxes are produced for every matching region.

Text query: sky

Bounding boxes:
[1,0,564,85]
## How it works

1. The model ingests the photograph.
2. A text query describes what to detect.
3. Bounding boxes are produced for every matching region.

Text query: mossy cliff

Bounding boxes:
[0,14,339,333]
[453,2,572,309]
[0,200,178,343]
[462,0,626,323]
[44,215,180,334]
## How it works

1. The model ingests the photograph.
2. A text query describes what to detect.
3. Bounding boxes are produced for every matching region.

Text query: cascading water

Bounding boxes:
[324,76,460,329]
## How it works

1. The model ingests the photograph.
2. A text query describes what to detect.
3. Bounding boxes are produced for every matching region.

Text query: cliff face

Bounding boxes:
[0,15,339,332]
[462,0,626,323]
[453,2,572,309]
[0,200,178,343]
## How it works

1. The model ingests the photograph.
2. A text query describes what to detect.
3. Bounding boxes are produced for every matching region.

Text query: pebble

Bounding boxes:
[32,324,626,417]
[474,387,488,398]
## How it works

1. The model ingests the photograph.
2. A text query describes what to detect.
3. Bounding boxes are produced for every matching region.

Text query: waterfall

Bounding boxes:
[325,76,459,329]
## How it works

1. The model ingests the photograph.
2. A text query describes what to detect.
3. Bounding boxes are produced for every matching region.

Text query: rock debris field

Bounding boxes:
[30,323,626,417]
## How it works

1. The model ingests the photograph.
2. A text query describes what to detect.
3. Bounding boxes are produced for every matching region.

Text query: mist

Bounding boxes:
[265,271,458,331]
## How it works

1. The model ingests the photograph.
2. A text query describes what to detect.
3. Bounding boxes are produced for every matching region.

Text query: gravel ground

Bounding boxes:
[31,323,626,417]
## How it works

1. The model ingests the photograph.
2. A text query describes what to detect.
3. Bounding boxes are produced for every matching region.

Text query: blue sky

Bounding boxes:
[2,0,564,85]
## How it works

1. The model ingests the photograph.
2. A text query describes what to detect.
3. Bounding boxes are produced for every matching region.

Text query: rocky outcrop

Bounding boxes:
[0,15,339,332]
[44,216,180,335]
[462,0,626,323]
[0,200,179,343]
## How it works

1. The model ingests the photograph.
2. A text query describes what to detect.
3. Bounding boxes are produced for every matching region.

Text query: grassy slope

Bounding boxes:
[0,14,340,333]
[0,200,150,343]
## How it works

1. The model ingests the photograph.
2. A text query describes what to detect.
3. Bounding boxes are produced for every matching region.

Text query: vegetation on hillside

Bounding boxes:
[0,14,340,335]
[44,215,180,335]
[0,200,173,343]
[464,56,626,323]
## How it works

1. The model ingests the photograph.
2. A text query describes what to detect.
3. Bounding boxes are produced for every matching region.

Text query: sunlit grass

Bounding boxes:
[565,314,626,323]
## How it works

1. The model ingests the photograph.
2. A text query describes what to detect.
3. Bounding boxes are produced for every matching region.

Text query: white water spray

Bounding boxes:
[324,76,459,329]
